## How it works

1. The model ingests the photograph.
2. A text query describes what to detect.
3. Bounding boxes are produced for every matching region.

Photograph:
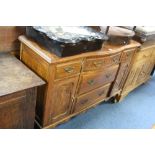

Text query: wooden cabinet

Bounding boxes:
[19,36,140,128]
[116,45,155,101]
[114,26,155,102]
[55,61,81,79]
[110,62,130,96]
[83,53,120,71]
[0,53,44,129]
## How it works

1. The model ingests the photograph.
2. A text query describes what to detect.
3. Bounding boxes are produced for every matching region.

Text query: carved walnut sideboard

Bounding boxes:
[19,35,140,128]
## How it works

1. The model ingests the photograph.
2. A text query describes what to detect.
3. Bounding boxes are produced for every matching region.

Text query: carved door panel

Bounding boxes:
[123,58,154,93]
[110,62,130,96]
[49,76,79,123]
[123,62,142,92]
[136,59,154,85]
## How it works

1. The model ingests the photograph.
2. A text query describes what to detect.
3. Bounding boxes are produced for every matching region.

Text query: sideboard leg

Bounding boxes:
[113,93,128,103]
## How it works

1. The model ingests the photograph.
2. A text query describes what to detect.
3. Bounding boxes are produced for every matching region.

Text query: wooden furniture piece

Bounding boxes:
[0,53,44,129]
[0,26,25,57]
[19,35,140,128]
[115,27,155,102]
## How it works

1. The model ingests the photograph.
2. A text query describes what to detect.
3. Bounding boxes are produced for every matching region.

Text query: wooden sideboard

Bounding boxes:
[115,44,155,101]
[19,35,140,128]
[0,53,44,128]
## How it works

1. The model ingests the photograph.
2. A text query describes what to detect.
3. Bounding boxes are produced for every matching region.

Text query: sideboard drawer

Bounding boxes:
[121,48,135,62]
[74,83,110,113]
[136,48,153,61]
[83,53,121,72]
[55,60,82,79]
[78,65,119,95]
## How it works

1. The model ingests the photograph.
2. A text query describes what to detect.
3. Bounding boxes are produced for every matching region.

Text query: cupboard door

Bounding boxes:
[110,62,130,96]
[136,59,154,85]
[123,62,141,92]
[123,58,154,93]
[136,48,153,61]
[78,65,119,95]
[49,76,78,123]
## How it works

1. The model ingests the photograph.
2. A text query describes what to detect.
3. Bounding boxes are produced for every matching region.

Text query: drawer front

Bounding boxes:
[74,84,111,113]
[78,65,119,95]
[136,48,153,61]
[83,53,121,72]
[55,61,82,79]
[21,46,49,81]
[121,48,135,63]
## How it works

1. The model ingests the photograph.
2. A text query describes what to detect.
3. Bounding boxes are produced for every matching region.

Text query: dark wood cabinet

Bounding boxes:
[0,53,44,129]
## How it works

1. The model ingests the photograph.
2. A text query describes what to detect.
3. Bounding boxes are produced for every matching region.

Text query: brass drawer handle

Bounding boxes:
[64,66,74,73]
[112,57,119,63]
[87,79,94,85]
[98,90,105,96]
[93,61,103,67]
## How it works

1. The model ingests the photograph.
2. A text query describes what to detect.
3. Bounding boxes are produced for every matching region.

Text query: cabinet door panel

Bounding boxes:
[136,59,154,84]
[110,62,130,96]
[49,76,78,123]
[123,63,141,92]
[123,57,154,93]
